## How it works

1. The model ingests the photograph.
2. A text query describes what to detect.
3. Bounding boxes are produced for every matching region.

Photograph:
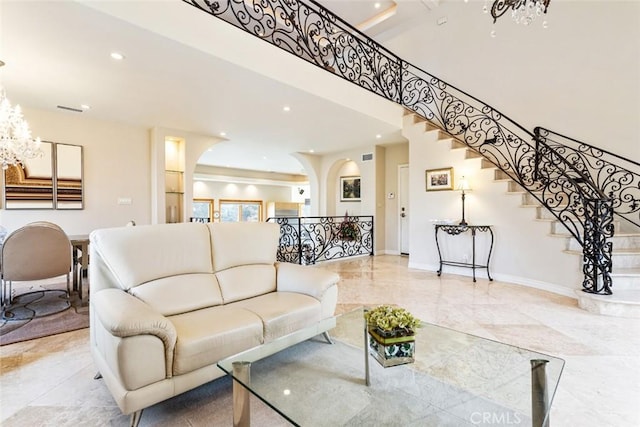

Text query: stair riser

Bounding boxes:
[611,254,640,269]
[568,235,640,251]
[552,221,620,236]
[611,275,640,291]
[494,170,512,181]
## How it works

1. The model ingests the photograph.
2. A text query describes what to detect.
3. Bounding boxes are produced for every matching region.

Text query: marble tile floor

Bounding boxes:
[1,255,639,426]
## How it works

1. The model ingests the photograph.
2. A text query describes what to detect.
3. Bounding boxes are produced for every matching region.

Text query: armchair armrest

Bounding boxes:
[92,289,177,377]
[275,262,339,300]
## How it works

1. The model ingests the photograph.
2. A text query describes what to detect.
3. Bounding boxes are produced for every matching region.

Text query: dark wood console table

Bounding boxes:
[435,224,494,282]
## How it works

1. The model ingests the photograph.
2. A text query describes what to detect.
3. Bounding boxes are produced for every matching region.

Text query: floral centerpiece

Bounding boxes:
[365,305,421,367]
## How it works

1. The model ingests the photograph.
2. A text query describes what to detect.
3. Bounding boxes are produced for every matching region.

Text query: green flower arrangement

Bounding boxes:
[365,305,421,338]
[337,211,360,241]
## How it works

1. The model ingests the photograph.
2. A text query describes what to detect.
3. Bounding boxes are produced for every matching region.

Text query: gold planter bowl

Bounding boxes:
[368,327,415,368]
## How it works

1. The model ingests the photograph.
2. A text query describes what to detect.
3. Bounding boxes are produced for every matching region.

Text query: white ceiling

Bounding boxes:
[0,0,438,176]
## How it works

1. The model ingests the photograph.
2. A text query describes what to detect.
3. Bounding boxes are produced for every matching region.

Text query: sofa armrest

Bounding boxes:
[92,289,177,377]
[275,262,339,300]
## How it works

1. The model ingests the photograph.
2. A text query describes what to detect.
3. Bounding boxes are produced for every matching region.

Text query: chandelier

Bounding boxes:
[486,0,551,27]
[0,90,42,170]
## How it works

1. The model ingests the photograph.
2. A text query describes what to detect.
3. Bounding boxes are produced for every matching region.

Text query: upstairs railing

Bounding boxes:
[184,0,619,295]
[266,215,374,264]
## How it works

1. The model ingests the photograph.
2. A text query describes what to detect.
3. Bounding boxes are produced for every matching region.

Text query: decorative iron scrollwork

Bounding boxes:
[268,216,374,264]
[183,0,627,295]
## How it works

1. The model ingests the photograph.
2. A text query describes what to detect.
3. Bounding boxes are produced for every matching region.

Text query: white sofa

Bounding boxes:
[89,222,339,425]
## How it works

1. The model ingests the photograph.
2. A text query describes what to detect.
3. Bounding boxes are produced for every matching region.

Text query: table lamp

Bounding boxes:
[458,176,471,226]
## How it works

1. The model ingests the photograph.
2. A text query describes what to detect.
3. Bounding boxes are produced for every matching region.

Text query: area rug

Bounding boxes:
[0,282,89,346]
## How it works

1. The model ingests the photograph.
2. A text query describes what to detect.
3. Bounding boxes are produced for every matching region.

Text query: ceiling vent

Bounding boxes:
[362,153,373,162]
[57,105,83,113]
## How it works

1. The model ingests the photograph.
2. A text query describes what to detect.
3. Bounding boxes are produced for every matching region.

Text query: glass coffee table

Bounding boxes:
[218,307,564,427]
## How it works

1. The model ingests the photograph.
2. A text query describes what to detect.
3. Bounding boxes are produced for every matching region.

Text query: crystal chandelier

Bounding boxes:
[0,90,42,170]
[486,0,551,27]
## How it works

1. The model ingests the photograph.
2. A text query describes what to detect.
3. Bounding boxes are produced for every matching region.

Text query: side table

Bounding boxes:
[435,224,494,282]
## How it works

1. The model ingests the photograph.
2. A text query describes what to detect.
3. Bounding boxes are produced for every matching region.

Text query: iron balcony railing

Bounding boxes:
[266,215,374,264]
[184,0,627,295]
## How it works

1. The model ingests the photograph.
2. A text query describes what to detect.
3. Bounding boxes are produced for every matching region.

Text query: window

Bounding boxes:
[219,200,263,222]
[192,198,214,222]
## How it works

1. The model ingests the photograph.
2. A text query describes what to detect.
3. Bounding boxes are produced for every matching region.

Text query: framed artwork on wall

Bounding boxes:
[340,176,361,202]
[3,141,55,209]
[3,141,84,209]
[425,167,454,191]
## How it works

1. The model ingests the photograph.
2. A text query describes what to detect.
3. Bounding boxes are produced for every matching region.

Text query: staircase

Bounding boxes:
[185,0,640,316]
[405,111,640,318]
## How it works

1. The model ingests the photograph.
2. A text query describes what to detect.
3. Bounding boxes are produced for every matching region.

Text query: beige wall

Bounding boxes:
[0,108,150,235]
[385,1,640,162]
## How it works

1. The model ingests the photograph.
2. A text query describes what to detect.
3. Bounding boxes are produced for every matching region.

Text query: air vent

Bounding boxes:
[362,153,373,161]
[57,105,83,113]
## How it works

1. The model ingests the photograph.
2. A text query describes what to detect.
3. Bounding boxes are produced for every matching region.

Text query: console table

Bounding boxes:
[435,224,494,282]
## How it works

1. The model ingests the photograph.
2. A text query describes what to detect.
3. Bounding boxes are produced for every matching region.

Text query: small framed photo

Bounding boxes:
[340,176,361,201]
[425,167,454,191]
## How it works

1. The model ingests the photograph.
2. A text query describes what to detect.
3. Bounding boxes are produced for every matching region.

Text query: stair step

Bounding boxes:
[576,289,640,318]
[566,249,640,268]
[494,170,512,181]
[451,141,467,150]
[465,149,483,159]
[567,234,640,251]
[481,159,496,169]
[612,268,640,290]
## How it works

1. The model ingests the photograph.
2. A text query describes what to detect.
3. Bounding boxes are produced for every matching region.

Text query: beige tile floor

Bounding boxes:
[1,255,639,426]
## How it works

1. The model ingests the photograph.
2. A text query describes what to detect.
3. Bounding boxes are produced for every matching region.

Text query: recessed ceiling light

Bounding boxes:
[81,104,91,110]
[374,2,381,9]
[309,149,315,153]
[283,105,291,112]
[375,134,382,139]
[220,131,226,137]
[110,52,125,61]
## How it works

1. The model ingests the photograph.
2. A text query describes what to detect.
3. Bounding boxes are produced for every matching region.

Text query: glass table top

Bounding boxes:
[218,307,564,426]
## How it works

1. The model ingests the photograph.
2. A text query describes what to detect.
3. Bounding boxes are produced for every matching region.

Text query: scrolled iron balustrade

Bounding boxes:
[184,0,620,294]
[535,127,640,231]
[267,215,374,264]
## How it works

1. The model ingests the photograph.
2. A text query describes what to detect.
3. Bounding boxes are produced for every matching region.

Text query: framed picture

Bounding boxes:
[425,167,454,191]
[340,176,361,202]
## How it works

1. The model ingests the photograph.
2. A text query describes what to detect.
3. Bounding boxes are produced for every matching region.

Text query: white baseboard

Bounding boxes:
[407,261,577,299]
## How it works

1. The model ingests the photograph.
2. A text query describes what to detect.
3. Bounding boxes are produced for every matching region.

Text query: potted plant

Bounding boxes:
[337,211,360,241]
[365,305,421,367]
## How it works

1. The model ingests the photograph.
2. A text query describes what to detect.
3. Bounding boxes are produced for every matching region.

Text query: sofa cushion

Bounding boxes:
[208,222,279,272]
[215,265,276,304]
[91,223,213,290]
[129,273,223,316]
[229,292,322,343]
[169,306,263,376]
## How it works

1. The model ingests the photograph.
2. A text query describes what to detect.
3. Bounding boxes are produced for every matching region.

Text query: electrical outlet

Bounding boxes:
[117,197,132,205]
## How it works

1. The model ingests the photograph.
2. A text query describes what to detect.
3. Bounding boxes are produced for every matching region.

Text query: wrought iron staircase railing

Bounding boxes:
[184,0,622,295]
[535,127,640,231]
[266,215,374,264]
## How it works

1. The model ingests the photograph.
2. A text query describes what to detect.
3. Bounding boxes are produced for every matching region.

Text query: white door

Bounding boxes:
[399,165,410,255]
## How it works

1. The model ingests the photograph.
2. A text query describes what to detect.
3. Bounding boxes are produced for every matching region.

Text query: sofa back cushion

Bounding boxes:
[215,265,276,304]
[130,273,223,316]
[208,222,279,271]
[91,223,214,290]
[208,222,279,303]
